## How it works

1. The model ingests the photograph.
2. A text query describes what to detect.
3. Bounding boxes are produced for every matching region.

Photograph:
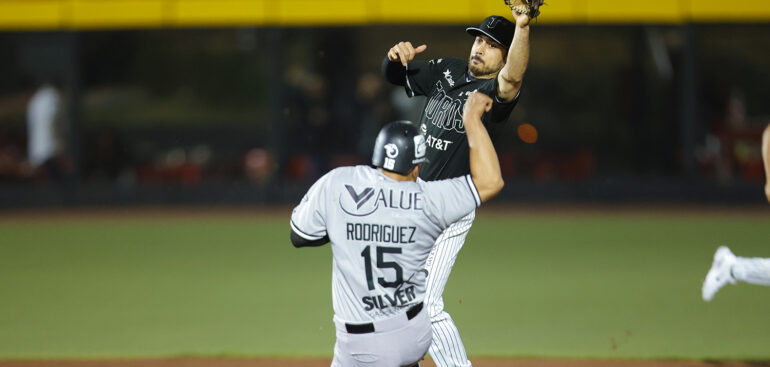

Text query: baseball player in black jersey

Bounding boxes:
[381,9,533,367]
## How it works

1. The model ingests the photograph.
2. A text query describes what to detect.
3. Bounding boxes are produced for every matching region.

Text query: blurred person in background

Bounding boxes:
[27,79,70,183]
[701,123,770,302]
[381,9,534,367]
[697,89,765,184]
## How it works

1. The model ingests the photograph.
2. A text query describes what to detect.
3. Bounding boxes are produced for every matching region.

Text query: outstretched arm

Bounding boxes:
[464,92,504,202]
[497,11,531,102]
[762,125,770,202]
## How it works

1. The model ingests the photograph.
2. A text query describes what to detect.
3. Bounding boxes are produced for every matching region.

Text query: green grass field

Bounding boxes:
[1,208,769,360]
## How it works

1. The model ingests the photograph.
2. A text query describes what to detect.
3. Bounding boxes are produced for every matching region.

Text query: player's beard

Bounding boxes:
[468,55,504,79]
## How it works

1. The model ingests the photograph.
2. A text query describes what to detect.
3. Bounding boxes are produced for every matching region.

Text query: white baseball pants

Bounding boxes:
[331,304,431,367]
[425,210,475,367]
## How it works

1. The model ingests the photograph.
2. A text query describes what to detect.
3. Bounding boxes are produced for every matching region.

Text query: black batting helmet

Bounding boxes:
[372,120,427,175]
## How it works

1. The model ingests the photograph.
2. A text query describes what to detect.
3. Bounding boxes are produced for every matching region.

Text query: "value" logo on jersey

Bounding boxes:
[339,185,425,217]
[346,185,374,210]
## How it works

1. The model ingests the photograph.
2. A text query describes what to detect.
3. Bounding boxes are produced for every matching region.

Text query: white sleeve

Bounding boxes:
[290,171,333,241]
[420,174,480,229]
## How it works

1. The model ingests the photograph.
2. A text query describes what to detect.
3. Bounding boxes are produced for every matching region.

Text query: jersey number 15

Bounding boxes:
[361,245,403,290]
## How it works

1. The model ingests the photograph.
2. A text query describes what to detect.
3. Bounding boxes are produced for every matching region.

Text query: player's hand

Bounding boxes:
[463,92,493,122]
[387,42,427,67]
[512,10,531,27]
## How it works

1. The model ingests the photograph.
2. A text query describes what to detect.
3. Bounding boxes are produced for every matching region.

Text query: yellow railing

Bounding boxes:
[0,0,768,30]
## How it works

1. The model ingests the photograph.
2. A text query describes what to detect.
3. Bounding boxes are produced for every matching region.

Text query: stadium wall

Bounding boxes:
[0,0,770,31]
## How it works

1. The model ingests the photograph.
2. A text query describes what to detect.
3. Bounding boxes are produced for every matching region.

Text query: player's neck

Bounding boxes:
[468,70,497,80]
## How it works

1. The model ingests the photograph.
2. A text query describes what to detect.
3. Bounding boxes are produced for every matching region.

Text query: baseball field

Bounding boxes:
[1,206,769,367]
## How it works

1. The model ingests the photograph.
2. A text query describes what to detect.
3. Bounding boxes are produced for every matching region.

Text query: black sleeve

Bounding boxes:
[290,229,330,248]
[482,77,519,124]
[382,56,406,86]
[487,91,519,124]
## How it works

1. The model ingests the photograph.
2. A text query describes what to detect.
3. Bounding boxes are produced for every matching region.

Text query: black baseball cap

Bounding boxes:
[466,15,515,49]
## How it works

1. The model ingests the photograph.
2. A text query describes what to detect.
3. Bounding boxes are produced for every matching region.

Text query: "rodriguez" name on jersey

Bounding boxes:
[346,222,417,244]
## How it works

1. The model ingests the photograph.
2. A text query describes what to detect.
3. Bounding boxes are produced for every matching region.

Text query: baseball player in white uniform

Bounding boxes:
[290,93,504,367]
[702,123,770,302]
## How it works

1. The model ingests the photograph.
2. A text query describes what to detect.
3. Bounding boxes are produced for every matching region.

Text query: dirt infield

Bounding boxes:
[1,358,769,367]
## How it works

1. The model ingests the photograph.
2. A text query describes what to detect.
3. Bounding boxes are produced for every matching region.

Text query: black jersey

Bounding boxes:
[403,57,518,181]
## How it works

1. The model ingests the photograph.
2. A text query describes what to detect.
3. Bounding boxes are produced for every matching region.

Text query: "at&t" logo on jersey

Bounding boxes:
[339,185,424,217]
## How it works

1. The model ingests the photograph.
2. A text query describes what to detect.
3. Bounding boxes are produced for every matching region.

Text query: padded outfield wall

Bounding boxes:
[1,0,770,30]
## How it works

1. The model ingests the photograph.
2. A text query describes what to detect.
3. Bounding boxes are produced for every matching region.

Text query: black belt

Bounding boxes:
[345,302,424,334]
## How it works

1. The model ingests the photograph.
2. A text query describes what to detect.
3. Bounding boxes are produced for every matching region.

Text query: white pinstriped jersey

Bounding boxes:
[290,165,480,323]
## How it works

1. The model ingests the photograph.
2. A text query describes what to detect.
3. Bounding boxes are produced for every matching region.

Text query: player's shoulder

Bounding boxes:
[476,77,498,94]
[417,175,479,213]
[326,165,379,181]
[438,57,466,69]
[418,175,470,194]
[313,166,377,194]
[426,57,465,69]
[328,165,369,175]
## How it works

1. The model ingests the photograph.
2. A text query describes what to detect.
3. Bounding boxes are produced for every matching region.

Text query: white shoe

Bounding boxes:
[702,246,737,302]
